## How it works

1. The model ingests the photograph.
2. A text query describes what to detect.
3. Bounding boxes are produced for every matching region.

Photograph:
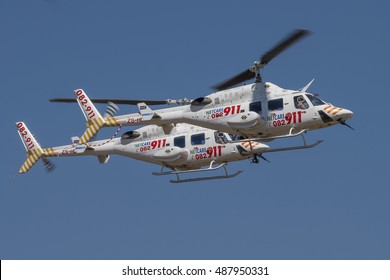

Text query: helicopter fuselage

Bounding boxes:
[42,123,269,171]
[106,82,353,138]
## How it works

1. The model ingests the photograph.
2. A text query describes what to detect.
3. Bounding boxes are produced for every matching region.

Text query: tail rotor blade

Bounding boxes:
[103,102,120,118]
[42,158,56,173]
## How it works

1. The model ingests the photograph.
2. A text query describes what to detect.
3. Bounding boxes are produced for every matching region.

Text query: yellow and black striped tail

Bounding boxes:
[16,122,57,174]
[18,149,43,174]
[16,121,45,174]
[78,117,105,144]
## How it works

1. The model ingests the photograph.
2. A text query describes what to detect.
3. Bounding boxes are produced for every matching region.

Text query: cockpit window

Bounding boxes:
[294,95,309,110]
[214,131,231,144]
[306,94,325,106]
[228,134,243,141]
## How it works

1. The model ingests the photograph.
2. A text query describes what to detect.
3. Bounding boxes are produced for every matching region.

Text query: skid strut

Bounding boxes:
[152,161,243,183]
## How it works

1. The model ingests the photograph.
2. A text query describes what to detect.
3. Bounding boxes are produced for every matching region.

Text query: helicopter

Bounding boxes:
[50,29,354,147]
[15,118,321,183]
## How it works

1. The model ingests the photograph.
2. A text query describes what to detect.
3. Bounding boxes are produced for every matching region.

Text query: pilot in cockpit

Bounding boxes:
[215,132,231,144]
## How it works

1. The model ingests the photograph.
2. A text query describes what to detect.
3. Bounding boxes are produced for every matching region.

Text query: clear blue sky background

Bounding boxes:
[1,0,389,259]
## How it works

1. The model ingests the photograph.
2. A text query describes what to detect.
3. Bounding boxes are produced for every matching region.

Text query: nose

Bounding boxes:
[241,141,270,153]
[335,108,353,122]
[254,143,270,153]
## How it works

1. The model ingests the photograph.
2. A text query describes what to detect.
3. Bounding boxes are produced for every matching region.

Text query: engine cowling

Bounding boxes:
[227,112,266,130]
[191,97,212,106]
[121,131,141,140]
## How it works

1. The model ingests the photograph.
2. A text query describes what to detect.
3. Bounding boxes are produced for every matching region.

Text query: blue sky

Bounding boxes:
[1,0,389,259]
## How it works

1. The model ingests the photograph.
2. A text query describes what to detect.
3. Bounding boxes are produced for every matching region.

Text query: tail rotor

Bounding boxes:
[42,157,56,173]
[103,102,120,118]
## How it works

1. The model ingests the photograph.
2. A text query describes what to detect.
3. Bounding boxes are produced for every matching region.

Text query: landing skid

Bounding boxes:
[230,128,309,143]
[265,140,323,153]
[263,128,324,153]
[231,128,323,151]
[152,161,243,183]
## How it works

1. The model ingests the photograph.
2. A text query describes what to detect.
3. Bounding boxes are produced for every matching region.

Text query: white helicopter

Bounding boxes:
[15,121,320,183]
[16,87,322,183]
[51,29,354,147]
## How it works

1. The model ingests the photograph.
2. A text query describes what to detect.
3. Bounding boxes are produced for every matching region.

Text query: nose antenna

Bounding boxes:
[337,118,355,130]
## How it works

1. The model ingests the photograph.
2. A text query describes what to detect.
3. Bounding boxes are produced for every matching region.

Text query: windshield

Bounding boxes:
[306,94,326,106]
[215,132,232,144]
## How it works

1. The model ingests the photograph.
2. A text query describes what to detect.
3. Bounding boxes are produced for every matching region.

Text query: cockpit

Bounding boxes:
[214,131,232,144]
[293,94,327,110]
[305,94,326,106]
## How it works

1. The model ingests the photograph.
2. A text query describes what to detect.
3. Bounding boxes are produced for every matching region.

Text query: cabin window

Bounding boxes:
[268,98,283,111]
[191,133,205,145]
[142,132,148,139]
[306,94,325,106]
[249,101,262,114]
[294,95,310,110]
[174,136,185,148]
[214,97,220,105]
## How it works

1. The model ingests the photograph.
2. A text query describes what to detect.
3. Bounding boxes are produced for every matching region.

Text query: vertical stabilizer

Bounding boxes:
[74,89,105,144]
[16,122,43,173]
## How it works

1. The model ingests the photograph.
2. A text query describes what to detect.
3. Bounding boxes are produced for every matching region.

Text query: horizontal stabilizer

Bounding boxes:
[137,102,156,121]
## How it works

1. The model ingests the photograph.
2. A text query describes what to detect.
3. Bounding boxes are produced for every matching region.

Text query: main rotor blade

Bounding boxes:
[260,29,310,65]
[211,29,310,91]
[49,98,169,106]
[212,69,255,91]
